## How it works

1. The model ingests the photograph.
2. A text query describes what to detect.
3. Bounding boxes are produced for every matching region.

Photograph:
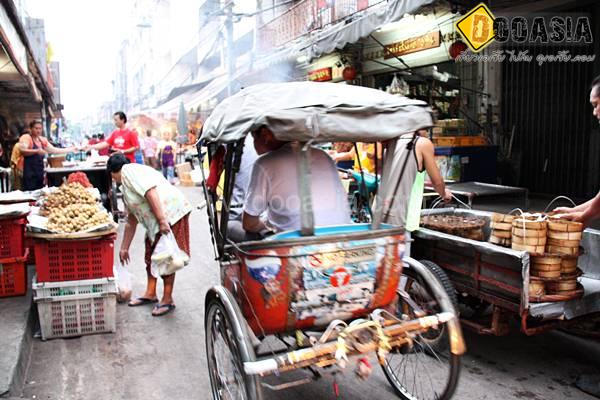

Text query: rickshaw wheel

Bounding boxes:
[381,259,461,400]
[205,288,262,400]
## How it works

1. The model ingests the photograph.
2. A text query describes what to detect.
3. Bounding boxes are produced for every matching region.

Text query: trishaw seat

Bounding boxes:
[266,223,395,240]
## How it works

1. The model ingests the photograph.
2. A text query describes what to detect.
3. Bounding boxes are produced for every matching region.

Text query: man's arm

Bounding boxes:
[88,141,110,151]
[418,138,452,202]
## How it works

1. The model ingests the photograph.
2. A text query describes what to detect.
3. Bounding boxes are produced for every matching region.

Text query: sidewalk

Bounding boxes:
[0,266,35,398]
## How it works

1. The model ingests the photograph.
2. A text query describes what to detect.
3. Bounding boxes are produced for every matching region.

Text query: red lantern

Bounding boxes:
[449,40,468,59]
[342,66,357,81]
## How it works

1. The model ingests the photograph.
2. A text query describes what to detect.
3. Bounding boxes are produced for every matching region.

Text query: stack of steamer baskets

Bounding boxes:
[511,214,584,301]
[489,213,514,247]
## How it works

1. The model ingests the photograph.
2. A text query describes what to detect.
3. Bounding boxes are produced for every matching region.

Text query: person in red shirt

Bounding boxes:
[88,111,139,162]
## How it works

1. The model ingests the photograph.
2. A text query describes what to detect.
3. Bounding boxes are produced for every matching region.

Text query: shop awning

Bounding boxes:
[290,0,435,60]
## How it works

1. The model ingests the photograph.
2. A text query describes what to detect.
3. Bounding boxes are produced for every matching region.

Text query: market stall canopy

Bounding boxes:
[200,81,433,144]
[293,0,435,60]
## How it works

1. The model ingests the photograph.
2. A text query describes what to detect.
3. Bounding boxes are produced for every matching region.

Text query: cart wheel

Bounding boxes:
[205,288,262,400]
[381,259,461,400]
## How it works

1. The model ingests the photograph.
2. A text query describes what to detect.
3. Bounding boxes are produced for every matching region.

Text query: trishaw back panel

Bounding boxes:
[229,228,405,335]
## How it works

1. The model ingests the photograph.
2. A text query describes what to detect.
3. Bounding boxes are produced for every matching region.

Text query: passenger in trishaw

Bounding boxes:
[242,126,351,235]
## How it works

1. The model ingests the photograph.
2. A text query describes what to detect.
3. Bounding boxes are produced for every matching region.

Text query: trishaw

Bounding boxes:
[199,82,466,400]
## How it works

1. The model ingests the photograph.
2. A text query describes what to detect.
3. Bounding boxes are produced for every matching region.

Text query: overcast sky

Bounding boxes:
[25,0,129,121]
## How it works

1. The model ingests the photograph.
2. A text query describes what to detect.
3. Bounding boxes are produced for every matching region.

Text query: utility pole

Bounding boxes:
[224,1,235,97]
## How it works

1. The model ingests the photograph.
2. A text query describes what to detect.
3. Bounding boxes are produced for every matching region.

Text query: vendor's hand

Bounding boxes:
[555,211,585,223]
[119,248,130,265]
[37,148,47,156]
[553,206,574,214]
[158,219,171,235]
[442,188,453,203]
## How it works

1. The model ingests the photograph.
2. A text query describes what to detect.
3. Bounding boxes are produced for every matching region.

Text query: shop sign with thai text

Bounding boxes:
[383,31,441,59]
[308,67,333,82]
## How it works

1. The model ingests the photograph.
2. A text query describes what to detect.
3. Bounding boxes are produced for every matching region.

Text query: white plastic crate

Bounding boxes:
[33,277,117,340]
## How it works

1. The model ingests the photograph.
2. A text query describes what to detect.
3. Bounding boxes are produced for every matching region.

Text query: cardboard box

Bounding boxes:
[175,163,192,178]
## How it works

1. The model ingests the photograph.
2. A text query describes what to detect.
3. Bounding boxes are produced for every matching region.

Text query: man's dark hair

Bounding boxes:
[113,111,127,123]
[29,120,42,129]
[98,133,105,139]
[591,75,600,96]
[107,153,130,174]
[146,130,152,136]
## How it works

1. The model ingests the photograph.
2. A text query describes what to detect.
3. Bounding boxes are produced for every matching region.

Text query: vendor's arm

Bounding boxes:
[555,198,594,215]
[569,192,600,223]
[419,138,452,202]
[46,143,76,154]
[145,186,170,234]
[119,213,138,264]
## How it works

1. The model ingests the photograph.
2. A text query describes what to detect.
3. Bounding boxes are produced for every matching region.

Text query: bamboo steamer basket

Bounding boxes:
[489,235,511,247]
[547,238,580,247]
[491,229,511,239]
[490,221,512,231]
[512,219,547,230]
[531,269,562,279]
[546,245,580,256]
[531,263,562,272]
[561,257,578,274]
[512,242,545,255]
[491,213,516,223]
[512,235,546,246]
[512,228,547,238]
[546,279,578,293]
[547,219,583,233]
[528,281,546,297]
[547,230,582,241]
[531,254,562,265]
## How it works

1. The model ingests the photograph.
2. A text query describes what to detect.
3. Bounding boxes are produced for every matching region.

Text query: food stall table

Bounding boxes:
[426,181,529,209]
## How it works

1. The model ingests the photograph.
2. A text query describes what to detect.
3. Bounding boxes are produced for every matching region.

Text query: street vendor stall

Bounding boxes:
[23,180,119,340]
[412,207,600,336]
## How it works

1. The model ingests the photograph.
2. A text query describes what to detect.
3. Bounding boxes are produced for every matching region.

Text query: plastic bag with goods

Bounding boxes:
[150,232,190,277]
[115,263,132,303]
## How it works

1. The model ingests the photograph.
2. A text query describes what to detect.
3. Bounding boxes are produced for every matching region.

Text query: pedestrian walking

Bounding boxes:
[158,131,177,183]
[142,130,158,168]
[107,153,192,316]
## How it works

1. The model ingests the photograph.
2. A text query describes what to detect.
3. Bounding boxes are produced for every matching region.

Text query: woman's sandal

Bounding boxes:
[128,297,159,307]
[152,303,176,317]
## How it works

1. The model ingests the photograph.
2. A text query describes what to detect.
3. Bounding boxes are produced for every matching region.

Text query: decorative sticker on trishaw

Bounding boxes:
[245,253,285,308]
[289,240,387,322]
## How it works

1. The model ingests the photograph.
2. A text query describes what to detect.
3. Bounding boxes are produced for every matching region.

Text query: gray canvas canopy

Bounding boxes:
[200,82,433,144]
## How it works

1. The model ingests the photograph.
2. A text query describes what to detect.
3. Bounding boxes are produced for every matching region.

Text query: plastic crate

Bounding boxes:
[0,253,28,297]
[32,275,117,299]
[33,277,117,340]
[0,217,26,259]
[34,236,115,282]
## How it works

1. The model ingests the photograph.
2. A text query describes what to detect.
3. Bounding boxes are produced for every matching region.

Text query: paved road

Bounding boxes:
[22,187,599,400]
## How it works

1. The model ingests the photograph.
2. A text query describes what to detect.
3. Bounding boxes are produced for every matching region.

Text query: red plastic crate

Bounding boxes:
[0,253,28,297]
[0,217,26,259]
[34,237,115,282]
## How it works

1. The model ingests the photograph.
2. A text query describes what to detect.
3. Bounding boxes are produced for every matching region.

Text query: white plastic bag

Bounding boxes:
[115,263,132,303]
[150,231,190,277]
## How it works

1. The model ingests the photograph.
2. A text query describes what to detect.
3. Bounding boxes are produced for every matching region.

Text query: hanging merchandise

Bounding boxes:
[388,74,409,96]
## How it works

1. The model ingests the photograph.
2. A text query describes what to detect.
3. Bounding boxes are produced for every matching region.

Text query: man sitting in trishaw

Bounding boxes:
[200,82,464,400]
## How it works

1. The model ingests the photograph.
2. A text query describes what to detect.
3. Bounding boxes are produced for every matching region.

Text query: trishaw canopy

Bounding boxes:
[200,82,433,144]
